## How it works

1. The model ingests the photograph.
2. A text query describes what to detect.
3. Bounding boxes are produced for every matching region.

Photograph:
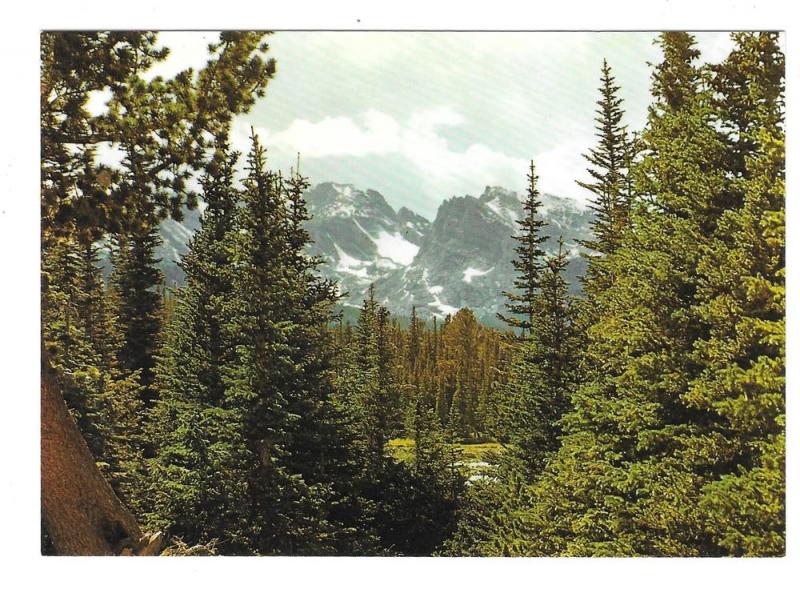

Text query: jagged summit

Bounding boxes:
[155,182,592,324]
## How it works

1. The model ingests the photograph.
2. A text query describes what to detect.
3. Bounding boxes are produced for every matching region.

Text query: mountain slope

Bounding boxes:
[373,187,591,324]
[303,182,429,303]
[154,183,592,324]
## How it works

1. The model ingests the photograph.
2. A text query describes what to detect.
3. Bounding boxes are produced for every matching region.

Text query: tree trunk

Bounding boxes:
[41,360,148,555]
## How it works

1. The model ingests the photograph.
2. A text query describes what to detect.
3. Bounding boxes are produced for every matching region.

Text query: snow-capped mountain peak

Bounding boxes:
[155,182,592,325]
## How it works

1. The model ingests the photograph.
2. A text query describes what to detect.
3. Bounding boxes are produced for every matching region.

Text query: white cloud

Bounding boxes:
[399,107,526,186]
[534,136,595,208]
[271,110,400,157]
[263,107,529,202]
[148,31,765,218]
[230,107,594,213]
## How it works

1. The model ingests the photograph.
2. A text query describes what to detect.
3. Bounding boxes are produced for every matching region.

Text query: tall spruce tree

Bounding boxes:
[330,301,387,554]
[42,236,102,437]
[447,239,580,555]
[498,161,548,335]
[76,241,147,514]
[223,133,358,554]
[504,239,577,474]
[497,33,737,557]
[577,59,635,297]
[281,166,375,554]
[352,286,395,480]
[110,227,164,406]
[147,146,254,551]
[41,233,148,517]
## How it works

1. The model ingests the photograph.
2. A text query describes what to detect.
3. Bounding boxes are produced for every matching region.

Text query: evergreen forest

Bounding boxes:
[40,31,785,557]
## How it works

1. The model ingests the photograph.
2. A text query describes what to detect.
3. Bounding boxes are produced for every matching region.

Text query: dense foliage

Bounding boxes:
[41,31,784,557]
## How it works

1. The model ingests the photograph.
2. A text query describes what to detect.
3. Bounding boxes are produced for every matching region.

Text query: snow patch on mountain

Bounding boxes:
[428,295,459,316]
[334,183,353,197]
[352,218,420,266]
[334,243,370,278]
[374,230,419,265]
[463,266,493,283]
[485,198,518,227]
[419,269,458,316]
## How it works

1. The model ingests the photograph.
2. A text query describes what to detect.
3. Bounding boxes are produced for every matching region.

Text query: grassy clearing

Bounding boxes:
[457,441,504,462]
[387,438,503,465]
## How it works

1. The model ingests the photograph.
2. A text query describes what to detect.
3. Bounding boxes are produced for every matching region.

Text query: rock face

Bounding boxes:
[155,182,593,325]
[376,194,516,321]
[370,186,592,324]
[304,182,430,300]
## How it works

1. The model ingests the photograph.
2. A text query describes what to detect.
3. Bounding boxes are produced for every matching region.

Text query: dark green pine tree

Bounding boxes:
[333,290,377,468]
[147,146,254,552]
[496,238,578,479]
[280,165,376,554]
[404,399,462,554]
[76,240,147,514]
[75,241,119,369]
[330,295,385,553]
[41,234,147,515]
[224,133,358,554]
[226,136,322,555]
[497,160,548,335]
[110,226,164,406]
[357,289,395,480]
[334,284,390,485]
[42,236,102,437]
[338,286,455,555]
[577,59,635,297]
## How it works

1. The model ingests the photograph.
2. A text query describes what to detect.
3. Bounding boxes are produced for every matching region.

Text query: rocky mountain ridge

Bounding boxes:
[156,182,593,325]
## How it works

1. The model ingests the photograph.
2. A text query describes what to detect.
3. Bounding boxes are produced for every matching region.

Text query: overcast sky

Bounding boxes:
[147,31,738,219]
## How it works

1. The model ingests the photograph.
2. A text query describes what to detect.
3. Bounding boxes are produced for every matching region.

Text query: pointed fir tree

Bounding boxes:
[498,161,548,335]
[76,240,147,514]
[41,233,148,516]
[147,145,255,552]
[42,235,102,439]
[280,164,375,554]
[223,132,360,554]
[502,32,749,557]
[493,238,578,482]
[577,59,636,297]
[110,225,164,406]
